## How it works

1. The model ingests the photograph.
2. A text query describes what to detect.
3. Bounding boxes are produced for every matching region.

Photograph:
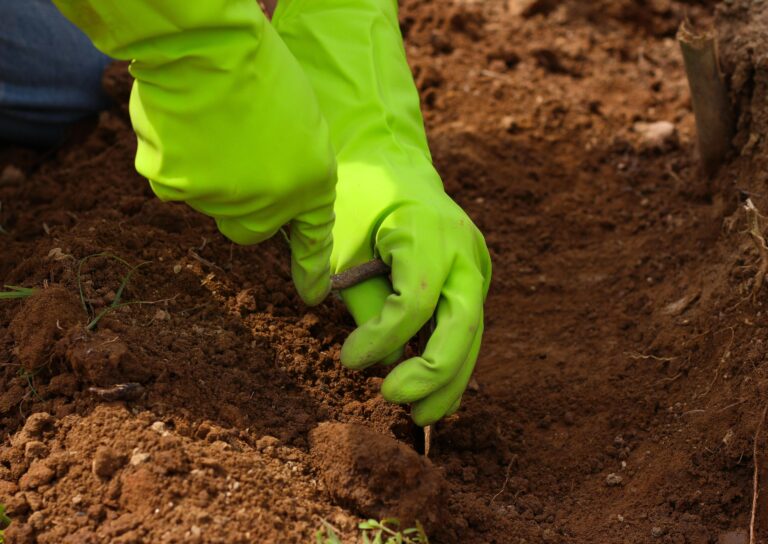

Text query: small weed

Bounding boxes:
[17,367,44,402]
[0,285,37,300]
[359,519,429,544]
[316,520,342,544]
[315,518,429,544]
[76,253,150,330]
[0,503,11,543]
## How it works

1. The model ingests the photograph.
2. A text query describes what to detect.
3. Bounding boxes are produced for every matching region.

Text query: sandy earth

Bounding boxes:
[1,0,767,542]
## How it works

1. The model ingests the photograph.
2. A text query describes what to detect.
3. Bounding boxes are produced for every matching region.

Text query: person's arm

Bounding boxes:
[52,0,337,305]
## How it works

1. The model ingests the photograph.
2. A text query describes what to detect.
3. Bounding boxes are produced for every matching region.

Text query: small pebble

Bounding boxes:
[651,526,667,538]
[130,452,151,466]
[633,120,677,151]
[151,421,167,433]
[605,473,623,487]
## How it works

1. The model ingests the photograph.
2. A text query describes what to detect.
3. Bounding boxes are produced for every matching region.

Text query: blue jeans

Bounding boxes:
[0,0,111,146]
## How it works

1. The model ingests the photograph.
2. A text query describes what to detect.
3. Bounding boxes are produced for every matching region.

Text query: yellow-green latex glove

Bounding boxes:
[52,0,337,305]
[273,0,492,425]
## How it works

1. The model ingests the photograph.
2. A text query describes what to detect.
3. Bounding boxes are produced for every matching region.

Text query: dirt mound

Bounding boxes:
[309,422,446,532]
[9,287,84,372]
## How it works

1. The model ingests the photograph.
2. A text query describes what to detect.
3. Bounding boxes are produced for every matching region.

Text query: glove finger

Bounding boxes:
[380,261,484,405]
[290,202,335,306]
[340,276,404,367]
[410,318,483,426]
[445,396,462,417]
[340,235,444,370]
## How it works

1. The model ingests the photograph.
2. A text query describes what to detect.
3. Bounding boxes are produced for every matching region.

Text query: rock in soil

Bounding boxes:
[309,422,446,532]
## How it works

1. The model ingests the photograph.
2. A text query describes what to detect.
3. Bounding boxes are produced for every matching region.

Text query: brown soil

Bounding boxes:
[1,1,766,542]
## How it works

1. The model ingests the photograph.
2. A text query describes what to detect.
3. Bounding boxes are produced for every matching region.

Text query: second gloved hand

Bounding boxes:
[53,0,337,305]
[274,0,491,426]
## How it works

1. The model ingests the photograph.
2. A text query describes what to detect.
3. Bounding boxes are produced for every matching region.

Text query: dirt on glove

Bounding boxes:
[2,0,768,542]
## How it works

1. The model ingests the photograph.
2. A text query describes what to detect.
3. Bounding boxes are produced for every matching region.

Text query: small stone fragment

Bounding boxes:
[633,120,678,151]
[651,526,667,538]
[92,446,125,480]
[605,473,623,487]
[151,421,167,434]
[130,452,151,466]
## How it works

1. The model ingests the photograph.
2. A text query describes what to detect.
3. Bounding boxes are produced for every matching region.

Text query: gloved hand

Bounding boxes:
[273,0,492,426]
[52,0,337,305]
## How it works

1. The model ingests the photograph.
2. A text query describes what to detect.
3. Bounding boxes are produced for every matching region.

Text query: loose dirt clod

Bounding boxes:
[309,422,446,532]
[92,446,125,480]
[9,287,84,372]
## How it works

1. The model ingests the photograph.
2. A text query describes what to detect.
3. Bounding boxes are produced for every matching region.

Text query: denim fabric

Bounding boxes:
[0,0,111,146]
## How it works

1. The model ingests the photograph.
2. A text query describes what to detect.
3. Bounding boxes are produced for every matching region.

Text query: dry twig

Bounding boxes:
[330,259,390,291]
[88,382,145,402]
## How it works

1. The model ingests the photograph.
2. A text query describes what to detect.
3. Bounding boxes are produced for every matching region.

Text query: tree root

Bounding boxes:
[744,198,768,302]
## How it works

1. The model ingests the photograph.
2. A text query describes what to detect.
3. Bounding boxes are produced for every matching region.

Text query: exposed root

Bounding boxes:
[88,382,145,402]
[490,459,515,506]
[744,198,768,302]
[624,351,677,362]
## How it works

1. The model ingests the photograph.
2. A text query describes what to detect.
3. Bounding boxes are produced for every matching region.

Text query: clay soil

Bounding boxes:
[1,1,766,542]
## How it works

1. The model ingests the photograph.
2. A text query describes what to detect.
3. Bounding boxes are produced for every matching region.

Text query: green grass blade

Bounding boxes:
[0,285,36,300]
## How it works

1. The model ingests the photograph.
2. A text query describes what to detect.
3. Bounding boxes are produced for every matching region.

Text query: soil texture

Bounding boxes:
[2,0,767,542]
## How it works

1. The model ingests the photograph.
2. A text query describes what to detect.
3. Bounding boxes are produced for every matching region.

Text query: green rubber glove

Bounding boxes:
[52,0,337,305]
[273,0,492,426]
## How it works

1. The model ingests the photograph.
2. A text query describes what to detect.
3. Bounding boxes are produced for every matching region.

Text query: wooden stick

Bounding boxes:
[330,259,390,291]
[677,20,735,178]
